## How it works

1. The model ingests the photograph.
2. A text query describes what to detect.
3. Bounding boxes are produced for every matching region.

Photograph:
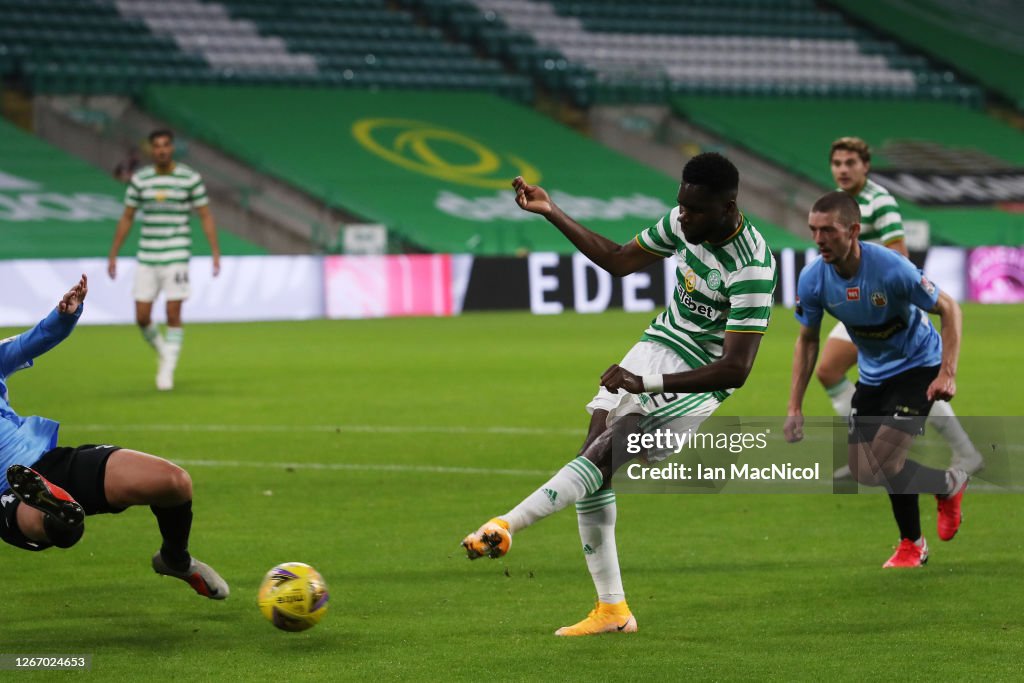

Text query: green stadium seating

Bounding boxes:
[143,86,810,255]
[398,0,984,108]
[0,0,531,103]
[0,0,994,110]
[831,0,1024,109]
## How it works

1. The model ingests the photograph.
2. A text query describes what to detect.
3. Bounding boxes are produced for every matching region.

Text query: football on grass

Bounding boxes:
[257,562,329,632]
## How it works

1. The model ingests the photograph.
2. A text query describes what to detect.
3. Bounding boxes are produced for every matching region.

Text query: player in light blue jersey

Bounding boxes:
[0,275,228,599]
[822,137,981,479]
[785,192,969,568]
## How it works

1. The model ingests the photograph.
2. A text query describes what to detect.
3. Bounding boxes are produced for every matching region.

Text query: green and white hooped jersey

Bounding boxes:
[124,163,208,266]
[635,209,777,402]
[850,178,904,245]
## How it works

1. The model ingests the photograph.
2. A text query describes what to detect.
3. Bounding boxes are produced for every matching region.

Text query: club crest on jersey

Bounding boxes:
[684,269,697,293]
[846,287,860,301]
[706,269,722,291]
[920,276,936,296]
[155,190,168,202]
[871,291,887,307]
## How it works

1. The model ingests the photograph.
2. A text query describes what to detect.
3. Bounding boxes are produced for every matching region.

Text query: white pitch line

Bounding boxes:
[170,459,1024,491]
[67,423,581,437]
[172,458,554,478]
[63,424,1024,486]
[65,423,1024,451]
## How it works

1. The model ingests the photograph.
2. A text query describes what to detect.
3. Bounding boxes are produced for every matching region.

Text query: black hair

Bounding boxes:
[681,152,739,198]
[811,191,861,227]
[148,129,174,143]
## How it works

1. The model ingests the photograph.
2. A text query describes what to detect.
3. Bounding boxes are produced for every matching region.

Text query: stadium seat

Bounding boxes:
[0,0,983,105]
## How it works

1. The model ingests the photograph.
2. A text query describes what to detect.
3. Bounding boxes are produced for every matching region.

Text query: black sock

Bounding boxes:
[888,493,921,541]
[151,501,192,571]
[885,459,949,494]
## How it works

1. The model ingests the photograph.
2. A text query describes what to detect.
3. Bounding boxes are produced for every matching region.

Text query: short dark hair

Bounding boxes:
[682,152,739,198]
[148,129,174,143]
[830,136,870,164]
[811,191,861,227]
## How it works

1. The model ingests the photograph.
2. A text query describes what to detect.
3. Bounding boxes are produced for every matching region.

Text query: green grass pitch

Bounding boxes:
[2,305,1022,680]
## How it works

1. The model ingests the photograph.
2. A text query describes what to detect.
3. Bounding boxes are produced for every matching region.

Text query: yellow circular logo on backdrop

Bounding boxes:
[352,118,541,189]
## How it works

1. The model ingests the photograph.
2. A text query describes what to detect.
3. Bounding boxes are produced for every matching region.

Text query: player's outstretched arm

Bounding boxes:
[784,324,821,443]
[196,205,221,277]
[601,332,764,397]
[0,275,87,378]
[926,291,961,401]
[512,176,661,277]
[57,274,88,316]
[108,206,137,279]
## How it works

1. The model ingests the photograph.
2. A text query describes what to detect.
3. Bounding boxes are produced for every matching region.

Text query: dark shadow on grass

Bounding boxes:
[10,610,362,653]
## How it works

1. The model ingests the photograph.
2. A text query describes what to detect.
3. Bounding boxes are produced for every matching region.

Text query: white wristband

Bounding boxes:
[642,374,664,393]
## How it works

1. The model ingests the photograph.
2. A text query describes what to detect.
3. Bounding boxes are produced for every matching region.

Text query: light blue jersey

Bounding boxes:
[0,306,82,494]
[795,242,941,385]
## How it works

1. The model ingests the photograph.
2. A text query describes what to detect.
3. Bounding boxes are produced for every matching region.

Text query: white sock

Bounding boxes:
[141,323,164,352]
[928,400,978,460]
[577,490,624,604]
[164,327,183,371]
[502,456,603,533]
[826,378,855,417]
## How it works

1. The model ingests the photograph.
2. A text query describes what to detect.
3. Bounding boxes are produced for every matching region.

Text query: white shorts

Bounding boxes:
[132,262,190,303]
[826,321,852,343]
[587,341,721,461]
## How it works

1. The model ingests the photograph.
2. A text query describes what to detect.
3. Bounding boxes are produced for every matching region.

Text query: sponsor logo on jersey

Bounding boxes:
[706,269,722,291]
[846,287,860,301]
[681,292,716,318]
[684,269,697,293]
[871,291,887,307]
[849,316,908,340]
[676,282,716,318]
[920,276,936,296]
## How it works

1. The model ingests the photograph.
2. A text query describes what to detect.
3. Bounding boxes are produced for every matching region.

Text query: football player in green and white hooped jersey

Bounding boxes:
[107,129,220,391]
[462,153,777,636]
[820,137,982,477]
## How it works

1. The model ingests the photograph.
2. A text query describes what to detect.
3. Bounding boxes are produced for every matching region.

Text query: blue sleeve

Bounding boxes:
[794,267,823,329]
[0,305,83,379]
[892,257,940,311]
